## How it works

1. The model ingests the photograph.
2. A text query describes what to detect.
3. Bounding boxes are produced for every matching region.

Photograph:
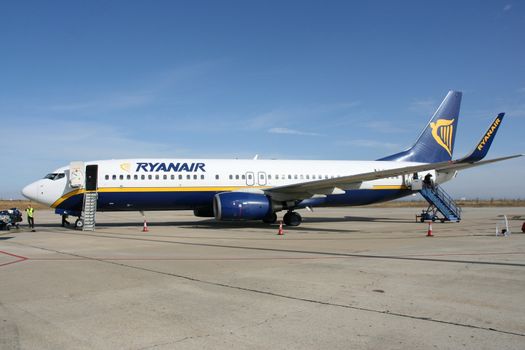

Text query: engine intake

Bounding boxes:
[214,192,272,221]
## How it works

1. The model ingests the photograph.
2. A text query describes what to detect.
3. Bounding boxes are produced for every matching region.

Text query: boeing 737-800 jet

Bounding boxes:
[22,91,522,227]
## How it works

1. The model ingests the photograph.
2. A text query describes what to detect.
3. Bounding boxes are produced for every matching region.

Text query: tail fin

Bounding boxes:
[379,90,462,163]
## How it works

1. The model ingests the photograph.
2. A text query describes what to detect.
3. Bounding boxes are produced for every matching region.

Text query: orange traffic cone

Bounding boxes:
[426,222,433,237]
[277,221,284,235]
[143,219,149,232]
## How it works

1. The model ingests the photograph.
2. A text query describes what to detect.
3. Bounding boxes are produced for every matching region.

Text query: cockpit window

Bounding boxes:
[43,173,65,180]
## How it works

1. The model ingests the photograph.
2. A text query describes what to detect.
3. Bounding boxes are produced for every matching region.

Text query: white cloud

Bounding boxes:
[344,139,400,150]
[409,98,436,115]
[362,120,406,133]
[268,127,322,136]
[503,4,512,11]
[47,93,154,112]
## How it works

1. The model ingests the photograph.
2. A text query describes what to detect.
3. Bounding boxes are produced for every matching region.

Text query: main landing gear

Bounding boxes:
[261,211,302,226]
[283,211,302,226]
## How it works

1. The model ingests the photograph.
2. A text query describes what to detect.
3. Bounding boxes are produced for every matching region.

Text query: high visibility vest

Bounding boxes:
[26,207,34,218]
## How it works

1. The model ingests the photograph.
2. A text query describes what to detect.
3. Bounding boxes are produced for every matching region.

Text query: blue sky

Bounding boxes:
[0,0,524,199]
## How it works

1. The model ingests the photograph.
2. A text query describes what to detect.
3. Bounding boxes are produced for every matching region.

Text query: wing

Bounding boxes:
[264,154,522,201]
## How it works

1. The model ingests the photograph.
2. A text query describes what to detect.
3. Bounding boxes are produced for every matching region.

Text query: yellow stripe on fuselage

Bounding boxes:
[372,185,408,190]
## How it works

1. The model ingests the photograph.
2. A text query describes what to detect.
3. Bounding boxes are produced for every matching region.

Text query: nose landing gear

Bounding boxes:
[283,211,302,226]
[74,218,84,229]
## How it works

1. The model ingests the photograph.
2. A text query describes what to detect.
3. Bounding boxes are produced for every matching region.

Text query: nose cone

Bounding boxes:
[22,182,38,201]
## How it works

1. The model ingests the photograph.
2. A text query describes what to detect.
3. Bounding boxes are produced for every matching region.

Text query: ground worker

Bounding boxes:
[423,173,434,189]
[26,204,35,232]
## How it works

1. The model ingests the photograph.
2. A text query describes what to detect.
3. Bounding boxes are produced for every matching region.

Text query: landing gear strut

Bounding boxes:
[283,211,302,226]
[262,212,278,224]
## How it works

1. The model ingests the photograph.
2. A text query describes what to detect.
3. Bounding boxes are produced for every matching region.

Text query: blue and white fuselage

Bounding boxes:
[21,91,521,226]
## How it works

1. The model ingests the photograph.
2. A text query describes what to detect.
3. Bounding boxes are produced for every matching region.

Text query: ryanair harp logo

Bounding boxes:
[120,163,131,172]
[430,119,455,156]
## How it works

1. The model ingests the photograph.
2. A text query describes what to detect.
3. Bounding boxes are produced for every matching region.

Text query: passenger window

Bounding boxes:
[294,175,298,179]
[215,174,219,180]
[148,175,152,180]
[187,174,191,180]
[141,175,145,180]
[288,175,291,179]
[200,175,204,180]
[179,174,183,180]
[275,175,279,180]
[242,174,245,180]
[119,175,123,180]
[155,175,159,180]
[306,175,309,179]
[127,175,131,180]
[112,175,117,180]
[268,175,271,180]
[229,175,233,180]
[235,175,239,180]
[134,175,138,180]
[193,174,197,180]
[300,175,304,180]
[248,174,252,179]
[105,175,109,180]
[171,175,175,180]
[163,175,167,180]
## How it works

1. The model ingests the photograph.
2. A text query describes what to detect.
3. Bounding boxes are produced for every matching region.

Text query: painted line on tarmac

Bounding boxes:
[55,231,525,268]
[27,256,345,261]
[9,241,525,338]
[0,250,28,267]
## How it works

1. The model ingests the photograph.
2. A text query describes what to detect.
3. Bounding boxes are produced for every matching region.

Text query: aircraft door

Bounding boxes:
[85,165,98,191]
[258,172,267,186]
[246,172,255,186]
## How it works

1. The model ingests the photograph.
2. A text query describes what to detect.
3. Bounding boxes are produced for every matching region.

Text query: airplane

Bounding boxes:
[21,91,522,228]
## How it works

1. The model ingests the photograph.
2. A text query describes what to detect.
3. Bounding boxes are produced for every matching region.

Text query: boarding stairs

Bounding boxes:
[82,191,98,231]
[419,184,461,222]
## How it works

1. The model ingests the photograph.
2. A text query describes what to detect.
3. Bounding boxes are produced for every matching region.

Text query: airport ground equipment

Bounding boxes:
[418,184,461,222]
[80,191,97,231]
[0,208,23,230]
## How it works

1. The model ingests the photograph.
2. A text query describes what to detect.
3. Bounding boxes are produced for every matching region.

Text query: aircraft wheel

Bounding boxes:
[283,212,302,226]
[75,218,84,229]
[262,212,277,224]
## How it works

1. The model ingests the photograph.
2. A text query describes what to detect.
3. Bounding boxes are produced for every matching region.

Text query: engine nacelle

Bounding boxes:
[213,192,272,221]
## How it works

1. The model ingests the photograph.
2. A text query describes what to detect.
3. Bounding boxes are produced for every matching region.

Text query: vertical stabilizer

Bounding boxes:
[379,91,462,163]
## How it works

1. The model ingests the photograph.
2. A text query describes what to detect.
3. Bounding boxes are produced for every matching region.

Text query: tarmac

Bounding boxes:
[0,207,524,350]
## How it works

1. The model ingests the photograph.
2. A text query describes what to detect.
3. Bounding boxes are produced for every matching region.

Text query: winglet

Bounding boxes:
[459,113,505,163]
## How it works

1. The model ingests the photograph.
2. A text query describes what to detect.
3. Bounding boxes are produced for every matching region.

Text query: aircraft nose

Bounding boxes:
[22,182,38,201]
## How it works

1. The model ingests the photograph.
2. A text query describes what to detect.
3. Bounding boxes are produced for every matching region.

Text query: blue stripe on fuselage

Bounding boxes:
[55,189,414,212]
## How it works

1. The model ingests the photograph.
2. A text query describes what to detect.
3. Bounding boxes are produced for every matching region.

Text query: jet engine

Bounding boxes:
[213,192,272,221]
